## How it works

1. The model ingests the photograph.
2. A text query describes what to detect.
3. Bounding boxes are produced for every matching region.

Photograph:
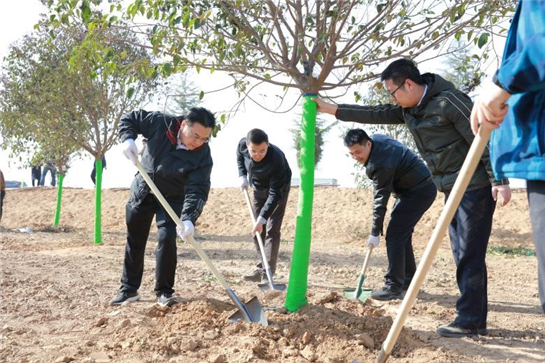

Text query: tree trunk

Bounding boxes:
[94,159,103,245]
[284,94,316,312]
[53,174,64,227]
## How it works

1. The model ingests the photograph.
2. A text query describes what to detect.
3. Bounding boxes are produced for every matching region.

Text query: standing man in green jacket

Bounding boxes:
[314,59,511,338]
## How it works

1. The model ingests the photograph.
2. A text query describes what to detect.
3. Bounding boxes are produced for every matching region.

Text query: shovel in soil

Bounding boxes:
[134,159,267,326]
[242,188,287,292]
[343,245,374,302]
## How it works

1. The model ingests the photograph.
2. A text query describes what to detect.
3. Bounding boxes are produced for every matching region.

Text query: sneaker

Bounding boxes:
[110,291,140,306]
[157,293,179,307]
[243,269,264,282]
[371,285,404,301]
[437,323,479,338]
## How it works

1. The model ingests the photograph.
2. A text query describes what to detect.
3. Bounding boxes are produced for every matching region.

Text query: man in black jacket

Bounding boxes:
[344,129,437,300]
[314,59,512,338]
[111,107,215,307]
[237,129,292,282]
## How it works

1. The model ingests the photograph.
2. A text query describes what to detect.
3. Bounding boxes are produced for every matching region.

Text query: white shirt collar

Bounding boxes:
[417,85,428,106]
[176,129,188,150]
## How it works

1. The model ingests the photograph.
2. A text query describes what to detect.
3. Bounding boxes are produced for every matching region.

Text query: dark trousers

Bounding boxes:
[120,194,179,296]
[385,181,437,288]
[527,180,545,313]
[0,190,5,223]
[90,166,103,185]
[40,167,56,187]
[31,167,41,187]
[251,186,290,274]
[447,185,496,329]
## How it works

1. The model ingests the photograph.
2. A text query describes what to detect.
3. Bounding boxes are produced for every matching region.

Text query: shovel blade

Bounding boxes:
[343,288,373,302]
[258,281,287,292]
[228,296,268,326]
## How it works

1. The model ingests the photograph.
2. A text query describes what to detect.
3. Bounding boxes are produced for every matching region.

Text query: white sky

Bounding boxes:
[0,0,525,189]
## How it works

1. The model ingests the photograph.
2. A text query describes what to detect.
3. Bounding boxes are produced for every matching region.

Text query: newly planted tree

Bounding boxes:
[0,18,157,242]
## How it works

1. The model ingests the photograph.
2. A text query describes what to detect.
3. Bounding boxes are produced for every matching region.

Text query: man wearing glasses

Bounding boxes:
[237,128,292,282]
[313,59,511,338]
[111,107,215,307]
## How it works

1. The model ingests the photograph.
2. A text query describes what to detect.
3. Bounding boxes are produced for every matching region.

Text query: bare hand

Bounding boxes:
[312,98,338,115]
[492,185,512,207]
[470,83,511,135]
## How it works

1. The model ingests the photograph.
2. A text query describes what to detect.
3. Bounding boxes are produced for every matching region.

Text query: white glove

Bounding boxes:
[122,139,138,165]
[176,220,195,242]
[366,235,380,248]
[239,175,249,191]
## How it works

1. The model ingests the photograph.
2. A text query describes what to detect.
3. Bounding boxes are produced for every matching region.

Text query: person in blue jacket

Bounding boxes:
[471,0,545,314]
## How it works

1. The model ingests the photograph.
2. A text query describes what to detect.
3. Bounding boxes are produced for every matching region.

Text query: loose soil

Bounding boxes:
[1,187,543,363]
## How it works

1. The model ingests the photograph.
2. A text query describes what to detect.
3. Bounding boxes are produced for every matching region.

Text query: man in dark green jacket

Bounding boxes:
[111,107,215,308]
[314,59,511,337]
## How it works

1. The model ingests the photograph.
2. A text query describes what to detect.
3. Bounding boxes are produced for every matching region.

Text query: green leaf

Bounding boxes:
[199,90,204,100]
[477,33,489,48]
[126,87,135,99]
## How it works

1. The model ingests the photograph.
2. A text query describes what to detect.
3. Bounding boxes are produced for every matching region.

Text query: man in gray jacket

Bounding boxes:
[344,129,436,300]
[315,59,511,337]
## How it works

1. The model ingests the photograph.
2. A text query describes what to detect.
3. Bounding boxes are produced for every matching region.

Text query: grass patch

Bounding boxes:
[487,246,535,257]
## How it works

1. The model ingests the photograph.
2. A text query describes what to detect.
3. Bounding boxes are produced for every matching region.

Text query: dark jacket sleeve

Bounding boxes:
[118,109,156,142]
[369,167,394,236]
[258,159,289,220]
[236,138,248,177]
[442,92,509,186]
[336,103,405,125]
[181,155,213,224]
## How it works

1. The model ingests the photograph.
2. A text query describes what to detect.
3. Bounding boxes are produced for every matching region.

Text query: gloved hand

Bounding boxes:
[176,220,195,242]
[122,138,138,165]
[239,175,249,191]
[366,235,380,248]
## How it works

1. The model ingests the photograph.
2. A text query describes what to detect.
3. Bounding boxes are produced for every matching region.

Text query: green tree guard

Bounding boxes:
[285,94,316,312]
[94,159,103,245]
[53,173,64,227]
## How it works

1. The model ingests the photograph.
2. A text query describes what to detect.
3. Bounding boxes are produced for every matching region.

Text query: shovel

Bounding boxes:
[134,159,267,326]
[242,188,287,292]
[343,245,374,302]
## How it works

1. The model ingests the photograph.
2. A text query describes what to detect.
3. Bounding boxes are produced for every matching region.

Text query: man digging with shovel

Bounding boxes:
[237,129,292,284]
[344,129,437,300]
[111,107,215,308]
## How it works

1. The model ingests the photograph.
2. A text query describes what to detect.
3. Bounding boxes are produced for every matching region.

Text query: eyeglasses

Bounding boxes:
[388,80,406,98]
[185,126,210,144]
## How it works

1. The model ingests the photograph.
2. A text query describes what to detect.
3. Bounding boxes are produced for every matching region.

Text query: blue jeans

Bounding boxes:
[446,185,496,329]
[40,166,56,187]
[385,180,437,288]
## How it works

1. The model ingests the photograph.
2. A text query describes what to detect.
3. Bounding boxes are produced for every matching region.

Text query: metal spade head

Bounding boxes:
[258,281,287,292]
[343,287,373,302]
[228,296,268,326]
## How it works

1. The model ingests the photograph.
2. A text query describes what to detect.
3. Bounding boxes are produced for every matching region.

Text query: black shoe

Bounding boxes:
[243,269,264,282]
[477,328,489,336]
[402,280,412,291]
[110,291,140,306]
[371,285,404,301]
[157,293,179,307]
[437,323,479,338]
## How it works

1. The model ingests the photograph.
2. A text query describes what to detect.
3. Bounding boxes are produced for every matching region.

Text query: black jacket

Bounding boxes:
[119,110,213,224]
[237,138,292,220]
[366,134,432,236]
[336,74,508,192]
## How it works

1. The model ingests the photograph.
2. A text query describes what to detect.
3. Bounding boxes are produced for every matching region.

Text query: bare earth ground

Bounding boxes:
[1,187,543,363]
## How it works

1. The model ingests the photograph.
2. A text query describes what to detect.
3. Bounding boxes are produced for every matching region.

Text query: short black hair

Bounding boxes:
[185,107,216,129]
[247,128,269,145]
[381,58,425,86]
[344,129,371,147]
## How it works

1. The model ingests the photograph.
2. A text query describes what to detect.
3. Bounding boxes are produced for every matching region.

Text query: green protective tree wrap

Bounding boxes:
[53,174,64,227]
[94,159,103,245]
[285,94,317,312]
